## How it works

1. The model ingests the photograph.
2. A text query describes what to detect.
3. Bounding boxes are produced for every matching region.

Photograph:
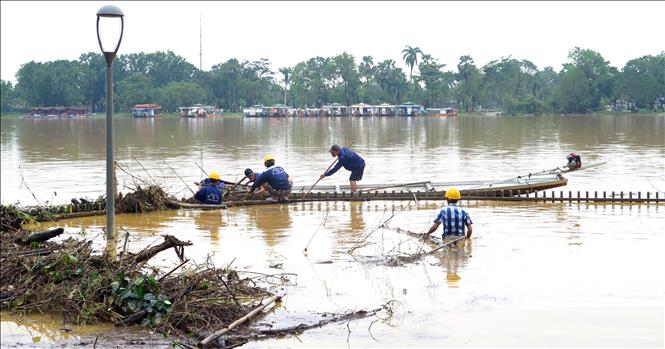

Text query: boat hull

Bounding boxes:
[221,174,568,201]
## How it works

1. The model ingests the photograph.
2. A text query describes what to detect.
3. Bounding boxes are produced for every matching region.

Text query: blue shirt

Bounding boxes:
[195,184,222,205]
[325,148,365,176]
[251,166,291,191]
[434,203,472,236]
[199,178,225,190]
[247,171,263,184]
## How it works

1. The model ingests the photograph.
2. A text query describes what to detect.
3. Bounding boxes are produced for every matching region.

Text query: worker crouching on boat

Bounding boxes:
[194,171,223,205]
[248,156,293,203]
[566,152,582,170]
[424,187,473,241]
[244,168,261,184]
[319,144,366,193]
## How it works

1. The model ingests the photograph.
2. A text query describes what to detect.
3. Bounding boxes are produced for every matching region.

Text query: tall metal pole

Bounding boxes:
[97,4,123,241]
[199,13,202,71]
[106,62,115,239]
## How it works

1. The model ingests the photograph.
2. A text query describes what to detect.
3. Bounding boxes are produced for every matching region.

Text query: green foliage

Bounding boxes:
[0,205,36,232]
[402,45,423,82]
[78,52,107,113]
[374,59,409,104]
[15,60,85,108]
[117,73,156,110]
[40,252,83,282]
[6,47,663,115]
[110,273,172,326]
[1,79,17,112]
[156,81,206,112]
[207,58,280,111]
[456,55,483,112]
[615,53,665,111]
[481,57,538,110]
[550,47,615,113]
[417,56,451,107]
[506,96,544,115]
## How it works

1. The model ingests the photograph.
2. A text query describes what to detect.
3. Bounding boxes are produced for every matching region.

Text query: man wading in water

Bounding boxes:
[423,187,473,242]
[319,144,366,193]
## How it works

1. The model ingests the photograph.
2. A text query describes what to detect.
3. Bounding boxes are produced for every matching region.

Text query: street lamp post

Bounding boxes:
[96,5,124,239]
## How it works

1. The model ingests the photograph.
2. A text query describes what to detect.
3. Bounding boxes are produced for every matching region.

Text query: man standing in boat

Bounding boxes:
[194,171,223,205]
[319,144,366,193]
[248,156,293,202]
[423,187,473,240]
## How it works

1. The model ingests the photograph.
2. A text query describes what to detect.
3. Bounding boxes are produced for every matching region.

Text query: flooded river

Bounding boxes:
[1,114,664,347]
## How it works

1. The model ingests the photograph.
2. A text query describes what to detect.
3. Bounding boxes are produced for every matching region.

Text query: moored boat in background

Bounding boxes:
[426,107,457,117]
[131,103,161,117]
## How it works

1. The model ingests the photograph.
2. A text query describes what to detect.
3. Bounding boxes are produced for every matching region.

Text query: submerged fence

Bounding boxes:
[288,189,664,204]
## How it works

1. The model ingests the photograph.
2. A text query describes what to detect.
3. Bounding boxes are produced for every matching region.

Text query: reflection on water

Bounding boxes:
[18,200,664,347]
[440,239,473,288]
[2,115,664,205]
[0,312,113,346]
[1,114,664,347]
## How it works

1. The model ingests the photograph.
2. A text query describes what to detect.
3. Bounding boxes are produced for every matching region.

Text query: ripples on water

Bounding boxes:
[2,115,664,204]
[1,115,663,347]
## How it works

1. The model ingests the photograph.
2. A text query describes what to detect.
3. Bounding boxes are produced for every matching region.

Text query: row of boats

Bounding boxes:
[242,103,457,118]
[130,102,457,118]
[130,104,223,118]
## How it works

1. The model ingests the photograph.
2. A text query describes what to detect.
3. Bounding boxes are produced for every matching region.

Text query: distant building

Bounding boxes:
[30,106,88,117]
[130,104,162,117]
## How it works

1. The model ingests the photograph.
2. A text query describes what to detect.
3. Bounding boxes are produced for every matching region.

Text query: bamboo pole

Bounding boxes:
[223,177,248,199]
[426,235,468,255]
[305,141,354,196]
[193,160,208,177]
[199,295,281,348]
[162,160,196,196]
[305,158,338,196]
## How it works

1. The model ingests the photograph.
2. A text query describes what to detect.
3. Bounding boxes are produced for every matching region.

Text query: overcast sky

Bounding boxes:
[2,1,663,83]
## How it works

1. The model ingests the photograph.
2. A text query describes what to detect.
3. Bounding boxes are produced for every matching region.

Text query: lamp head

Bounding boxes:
[96,5,124,65]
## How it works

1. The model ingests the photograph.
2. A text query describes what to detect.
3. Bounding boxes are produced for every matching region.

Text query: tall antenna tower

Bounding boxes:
[199,13,202,71]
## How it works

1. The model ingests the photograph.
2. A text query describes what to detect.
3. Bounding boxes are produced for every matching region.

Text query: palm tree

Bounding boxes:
[279,67,291,106]
[402,45,423,83]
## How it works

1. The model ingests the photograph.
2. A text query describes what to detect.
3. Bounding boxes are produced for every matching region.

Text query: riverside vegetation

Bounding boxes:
[1,47,663,116]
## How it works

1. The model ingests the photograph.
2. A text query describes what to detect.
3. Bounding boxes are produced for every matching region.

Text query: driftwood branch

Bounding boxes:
[199,295,282,348]
[16,227,64,244]
[257,305,384,336]
[131,235,192,265]
[168,200,228,210]
[158,259,190,282]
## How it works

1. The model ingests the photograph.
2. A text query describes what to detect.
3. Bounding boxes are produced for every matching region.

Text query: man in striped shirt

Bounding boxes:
[424,187,473,239]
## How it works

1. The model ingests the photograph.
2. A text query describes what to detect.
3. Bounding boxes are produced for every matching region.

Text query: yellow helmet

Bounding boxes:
[209,171,221,180]
[263,155,275,163]
[445,187,461,200]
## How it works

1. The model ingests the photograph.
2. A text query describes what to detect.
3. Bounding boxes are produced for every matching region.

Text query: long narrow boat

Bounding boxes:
[287,173,567,200]
[192,162,609,206]
[215,173,567,203]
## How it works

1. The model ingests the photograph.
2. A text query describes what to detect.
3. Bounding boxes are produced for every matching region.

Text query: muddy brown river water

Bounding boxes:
[1,114,664,347]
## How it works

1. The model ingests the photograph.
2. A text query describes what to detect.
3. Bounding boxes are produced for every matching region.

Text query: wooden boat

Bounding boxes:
[426,107,457,117]
[179,105,214,117]
[287,173,568,200]
[214,172,567,203]
[395,102,424,116]
[242,105,267,117]
[130,104,161,117]
[322,103,349,117]
[525,161,607,176]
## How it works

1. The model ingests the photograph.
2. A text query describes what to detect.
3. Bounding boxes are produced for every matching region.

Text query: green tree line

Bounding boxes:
[2,47,663,115]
